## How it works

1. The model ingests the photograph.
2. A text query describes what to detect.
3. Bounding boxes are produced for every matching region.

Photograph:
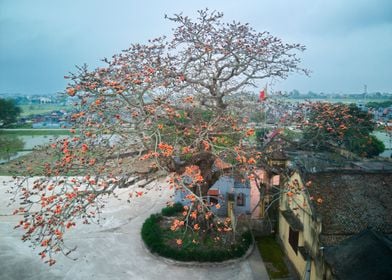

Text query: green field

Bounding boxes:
[0,129,72,136]
[19,104,73,117]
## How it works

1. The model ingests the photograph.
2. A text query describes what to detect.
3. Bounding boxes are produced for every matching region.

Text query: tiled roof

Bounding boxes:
[323,229,392,280]
[306,172,392,245]
[207,189,219,196]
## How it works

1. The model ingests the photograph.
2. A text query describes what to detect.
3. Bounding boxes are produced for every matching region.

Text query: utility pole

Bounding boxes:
[364,84,368,101]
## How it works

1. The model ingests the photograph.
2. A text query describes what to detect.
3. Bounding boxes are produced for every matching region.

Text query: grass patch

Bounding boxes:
[0,130,73,175]
[7,123,33,129]
[0,143,142,176]
[256,236,290,279]
[0,148,59,176]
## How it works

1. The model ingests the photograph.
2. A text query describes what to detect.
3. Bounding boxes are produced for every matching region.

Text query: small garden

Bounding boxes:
[256,235,290,279]
[141,202,253,262]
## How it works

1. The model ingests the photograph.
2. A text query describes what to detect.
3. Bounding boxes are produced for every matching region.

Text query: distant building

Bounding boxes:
[32,121,71,128]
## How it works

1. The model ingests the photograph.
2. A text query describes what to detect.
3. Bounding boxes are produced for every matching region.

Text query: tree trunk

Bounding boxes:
[168,152,221,197]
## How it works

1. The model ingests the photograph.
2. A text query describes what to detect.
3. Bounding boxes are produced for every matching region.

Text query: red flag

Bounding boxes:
[259,86,267,102]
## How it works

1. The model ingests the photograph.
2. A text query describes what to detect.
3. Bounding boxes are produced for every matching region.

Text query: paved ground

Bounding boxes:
[0,176,269,280]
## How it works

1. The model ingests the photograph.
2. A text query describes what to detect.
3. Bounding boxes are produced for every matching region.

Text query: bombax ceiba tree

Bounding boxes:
[9,9,307,264]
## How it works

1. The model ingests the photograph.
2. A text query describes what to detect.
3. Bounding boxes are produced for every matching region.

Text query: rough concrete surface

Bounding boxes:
[0,176,269,280]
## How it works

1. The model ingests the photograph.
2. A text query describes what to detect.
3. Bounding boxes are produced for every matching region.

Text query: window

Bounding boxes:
[237,193,245,206]
[289,227,299,254]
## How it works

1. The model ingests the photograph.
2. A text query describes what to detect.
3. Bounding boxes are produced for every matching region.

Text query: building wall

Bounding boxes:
[249,169,281,219]
[278,212,307,277]
[175,176,251,216]
[250,169,270,219]
[174,187,190,205]
[209,176,251,216]
[279,172,325,280]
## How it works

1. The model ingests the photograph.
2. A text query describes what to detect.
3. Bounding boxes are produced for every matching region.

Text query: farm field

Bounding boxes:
[19,104,73,117]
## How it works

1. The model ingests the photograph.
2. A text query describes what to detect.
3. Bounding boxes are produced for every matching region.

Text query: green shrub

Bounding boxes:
[161,202,183,216]
[141,213,252,262]
[141,214,163,253]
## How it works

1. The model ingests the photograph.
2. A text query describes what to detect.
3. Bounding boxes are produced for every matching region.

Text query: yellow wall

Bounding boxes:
[278,212,307,277]
[279,172,324,280]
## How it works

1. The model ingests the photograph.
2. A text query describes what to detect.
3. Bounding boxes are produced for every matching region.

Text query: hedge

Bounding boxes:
[161,202,183,216]
[141,213,252,262]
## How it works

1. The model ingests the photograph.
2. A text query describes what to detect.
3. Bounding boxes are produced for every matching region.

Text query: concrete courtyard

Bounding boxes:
[0,176,269,280]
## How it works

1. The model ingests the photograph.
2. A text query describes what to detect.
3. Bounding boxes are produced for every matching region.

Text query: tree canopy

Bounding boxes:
[9,9,307,265]
[0,98,21,127]
[303,102,384,157]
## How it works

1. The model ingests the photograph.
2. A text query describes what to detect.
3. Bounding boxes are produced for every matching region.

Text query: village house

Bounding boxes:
[174,160,257,217]
[174,156,282,222]
[278,165,392,280]
[204,175,251,216]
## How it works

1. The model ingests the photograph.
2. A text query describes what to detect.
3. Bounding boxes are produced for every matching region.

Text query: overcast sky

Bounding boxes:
[1,0,391,95]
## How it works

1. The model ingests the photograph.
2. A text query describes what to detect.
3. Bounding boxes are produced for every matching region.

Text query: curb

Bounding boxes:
[142,238,255,268]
